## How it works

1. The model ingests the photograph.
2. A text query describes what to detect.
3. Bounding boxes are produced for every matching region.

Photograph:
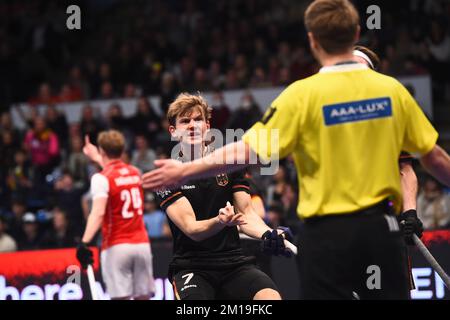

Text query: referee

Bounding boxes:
[143,0,450,299]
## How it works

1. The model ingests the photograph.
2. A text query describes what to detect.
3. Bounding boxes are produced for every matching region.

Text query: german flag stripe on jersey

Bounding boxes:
[159,192,183,209]
[232,184,251,193]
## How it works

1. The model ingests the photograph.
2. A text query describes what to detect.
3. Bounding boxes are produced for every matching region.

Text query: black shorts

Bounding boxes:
[172,264,278,300]
[240,238,272,278]
[297,201,410,300]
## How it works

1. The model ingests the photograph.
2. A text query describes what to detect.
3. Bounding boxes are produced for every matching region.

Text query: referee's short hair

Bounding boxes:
[97,130,125,159]
[304,0,360,54]
[167,93,212,126]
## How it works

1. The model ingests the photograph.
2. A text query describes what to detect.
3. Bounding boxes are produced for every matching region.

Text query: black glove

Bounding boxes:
[398,209,424,246]
[76,242,93,269]
[261,227,293,257]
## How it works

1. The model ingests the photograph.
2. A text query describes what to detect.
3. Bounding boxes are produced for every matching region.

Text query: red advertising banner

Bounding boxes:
[0,247,100,300]
[0,232,449,300]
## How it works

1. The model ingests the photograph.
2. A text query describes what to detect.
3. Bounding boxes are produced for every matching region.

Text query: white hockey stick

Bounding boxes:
[413,234,450,289]
[87,265,99,300]
[283,239,298,256]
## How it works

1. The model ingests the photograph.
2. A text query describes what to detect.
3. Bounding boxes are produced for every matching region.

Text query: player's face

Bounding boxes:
[172,109,209,145]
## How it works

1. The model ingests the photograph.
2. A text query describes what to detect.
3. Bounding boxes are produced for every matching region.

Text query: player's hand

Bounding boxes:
[76,242,94,269]
[398,209,423,246]
[142,159,185,190]
[83,135,102,164]
[261,227,294,257]
[218,201,246,227]
[277,226,294,242]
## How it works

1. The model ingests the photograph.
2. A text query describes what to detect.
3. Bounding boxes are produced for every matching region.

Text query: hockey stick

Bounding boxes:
[283,239,298,256]
[87,264,99,300]
[239,233,298,256]
[413,234,450,289]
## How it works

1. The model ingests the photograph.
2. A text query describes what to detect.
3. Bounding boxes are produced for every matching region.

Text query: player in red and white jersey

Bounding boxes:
[94,160,147,250]
[76,130,155,300]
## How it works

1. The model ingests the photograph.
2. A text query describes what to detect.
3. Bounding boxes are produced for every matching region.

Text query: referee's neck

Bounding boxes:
[320,51,355,67]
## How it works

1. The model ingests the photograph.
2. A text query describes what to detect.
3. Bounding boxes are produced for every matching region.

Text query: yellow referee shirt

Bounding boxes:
[242,63,438,218]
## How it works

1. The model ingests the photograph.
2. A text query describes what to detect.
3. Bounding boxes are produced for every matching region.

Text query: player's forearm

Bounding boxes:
[238,207,271,239]
[181,141,253,181]
[82,212,103,243]
[420,145,450,187]
[400,163,418,211]
[185,216,225,242]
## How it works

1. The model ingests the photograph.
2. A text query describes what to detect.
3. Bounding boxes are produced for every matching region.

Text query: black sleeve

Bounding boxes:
[399,151,414,164]
[230,170,251,194]
[155,188,183,211]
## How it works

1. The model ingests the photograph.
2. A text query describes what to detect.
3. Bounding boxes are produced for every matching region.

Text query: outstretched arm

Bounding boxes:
[142,141,257,190]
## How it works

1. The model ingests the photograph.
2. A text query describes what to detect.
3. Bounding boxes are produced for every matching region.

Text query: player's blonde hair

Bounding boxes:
[97,130,125,158]
[167,93,212,126]
[305,0,360,54]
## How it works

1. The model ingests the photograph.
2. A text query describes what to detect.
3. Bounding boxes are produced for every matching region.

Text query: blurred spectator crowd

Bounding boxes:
[0,0,450,253]
[0,0,449,108]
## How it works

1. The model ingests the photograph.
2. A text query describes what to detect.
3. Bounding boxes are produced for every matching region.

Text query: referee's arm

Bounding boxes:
[183,140,257,178]
[142,140,258,190]
[420,145,450,186]
[401,83,450,187]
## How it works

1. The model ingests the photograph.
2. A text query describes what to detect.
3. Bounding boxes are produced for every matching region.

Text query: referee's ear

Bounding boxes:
[307,32,317,50]
[307,32,322,60]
